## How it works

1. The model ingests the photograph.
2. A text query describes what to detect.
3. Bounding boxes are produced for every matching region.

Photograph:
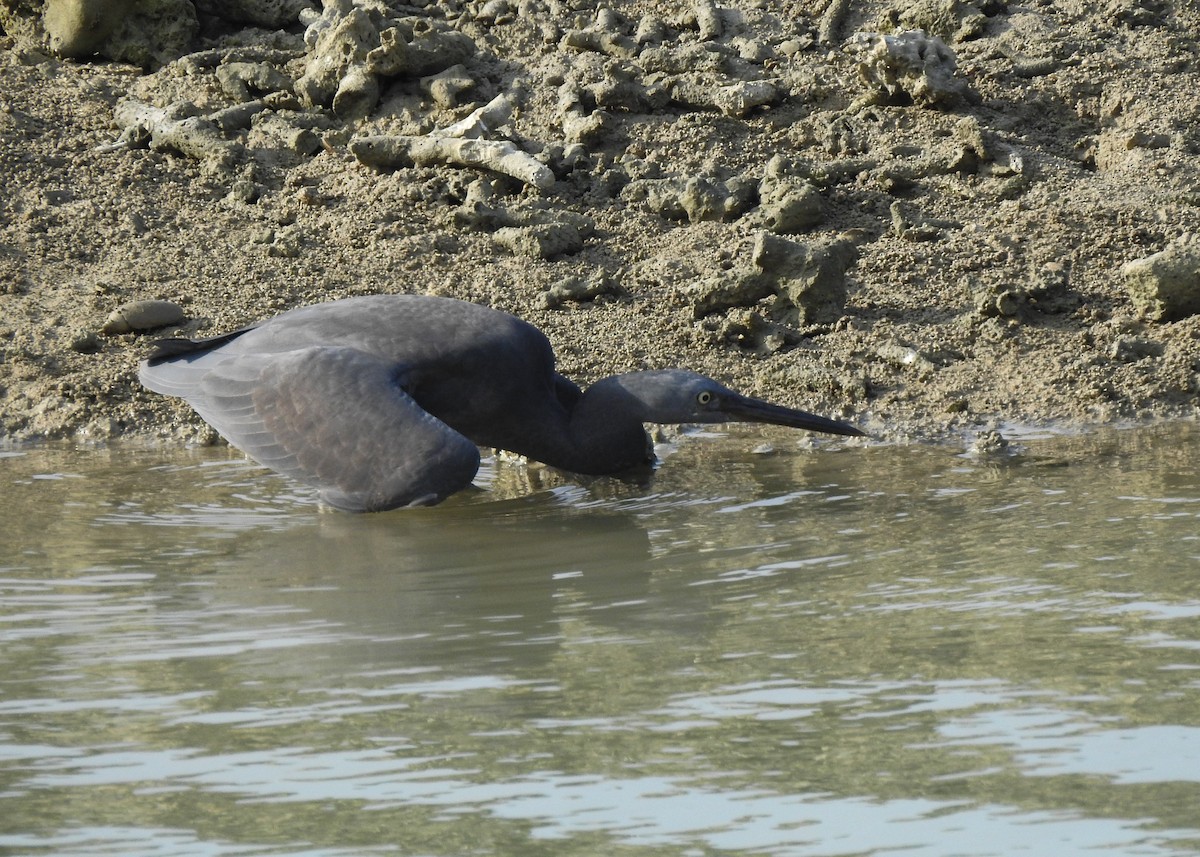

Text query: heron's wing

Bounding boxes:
[180,346,481,511]
[144,324,259,364]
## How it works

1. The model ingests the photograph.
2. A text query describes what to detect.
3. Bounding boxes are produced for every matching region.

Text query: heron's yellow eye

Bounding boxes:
[697,391,713,405]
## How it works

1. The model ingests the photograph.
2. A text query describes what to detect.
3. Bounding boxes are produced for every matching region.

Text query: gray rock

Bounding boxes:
[1122,235,1200,322]
[1110,336,1164,362]
[690,232,859,328]
[542,272,628,308]
[495,223,583,259]
[883,0,987,43]
[690,269,775,319]
[750,178,824,234]
[421,64,474,108]
[110,100,241,163]
[713,309,800,353]
[297,4,475,120]
[969,429,1010,455]
[972,262,1079,320]
[754,232,858,327]
[847,29,970,108]
[68,328,104,353]
[669,78,780,117]
[215,62,293,102]
[692,0,723,41]
[622,175,757,223]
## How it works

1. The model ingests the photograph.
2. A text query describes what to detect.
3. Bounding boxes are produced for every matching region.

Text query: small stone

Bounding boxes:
[495,223,583,259]
[875,342,937,378]
[752,179,824,234]
[562,109,614,145]
[753,233,858,327]
[732,36,773,63]
[716,309,800,353]
[215,62,292,102]
[267,225,305,257]
[711,80,779,117]
[1126,130,1170,150]
[635,15,667,44]
[777,38,809,57]
[953,115,989,160]
[993,290,1021,317]
[970,429,1009,455]
[1122,235,1200,321]
[421,64,474,108]
[225,177,261,205]
[1110,336,1163,362]
[693,0,723,41]
[295,186,322,206]
[890,201,958,241]
[847,29,970,108]
[541,273,627,308]
[476,0,513,23]
[249,115,322,156]
[690,269,775,319]
[333,68,380,121]
[247,226,275,244]
[622,175,756,223]
[887,0,987,43]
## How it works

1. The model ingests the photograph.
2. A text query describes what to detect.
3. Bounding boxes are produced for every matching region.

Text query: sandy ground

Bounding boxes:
[2,0,1200,453]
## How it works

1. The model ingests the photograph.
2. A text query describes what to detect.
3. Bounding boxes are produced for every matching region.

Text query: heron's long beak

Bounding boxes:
[722,394,866,437]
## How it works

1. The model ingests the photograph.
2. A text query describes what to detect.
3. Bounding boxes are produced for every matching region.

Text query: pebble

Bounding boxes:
[693,0,723,41]
[541,272,627,308]
[689,233,857,328]
[751,178,824,234]
[754,233,858,327]
[1110,336,1164,362]
[970,430,1010,455]
[847,29,969,108]
[495,223,583,259]
[622,175,757,223]
[1122,234,1200,322]
[421,64,475,108]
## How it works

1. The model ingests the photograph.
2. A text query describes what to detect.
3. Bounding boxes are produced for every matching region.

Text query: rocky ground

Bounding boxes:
[2,0,1200,453]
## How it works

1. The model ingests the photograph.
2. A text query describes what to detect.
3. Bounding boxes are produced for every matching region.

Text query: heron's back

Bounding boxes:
[139,294,567,448]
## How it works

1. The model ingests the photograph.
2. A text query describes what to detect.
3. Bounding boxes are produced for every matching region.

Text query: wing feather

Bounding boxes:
[145,346,480,511]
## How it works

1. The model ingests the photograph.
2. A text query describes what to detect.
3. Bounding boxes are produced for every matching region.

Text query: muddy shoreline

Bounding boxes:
[2,1,1200,453]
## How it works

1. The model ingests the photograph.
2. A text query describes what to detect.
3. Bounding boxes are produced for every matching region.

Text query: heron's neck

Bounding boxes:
[554,376,653,475]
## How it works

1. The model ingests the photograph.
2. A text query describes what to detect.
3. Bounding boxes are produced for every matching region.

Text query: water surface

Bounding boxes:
[2,423,1200,856]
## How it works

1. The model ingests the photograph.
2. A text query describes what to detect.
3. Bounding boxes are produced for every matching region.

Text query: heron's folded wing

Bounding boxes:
[185,347,481,511]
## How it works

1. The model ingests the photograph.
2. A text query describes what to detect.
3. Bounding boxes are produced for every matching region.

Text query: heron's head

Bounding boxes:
[610,370,865,437]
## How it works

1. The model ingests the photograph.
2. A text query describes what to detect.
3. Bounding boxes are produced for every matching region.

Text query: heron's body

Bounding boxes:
[140,294,863,511]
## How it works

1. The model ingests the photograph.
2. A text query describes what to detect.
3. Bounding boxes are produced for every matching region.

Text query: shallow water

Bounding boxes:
[2,423,1200,856]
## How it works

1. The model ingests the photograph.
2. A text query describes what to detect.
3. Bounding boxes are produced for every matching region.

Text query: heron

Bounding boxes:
[139,294,864,512]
